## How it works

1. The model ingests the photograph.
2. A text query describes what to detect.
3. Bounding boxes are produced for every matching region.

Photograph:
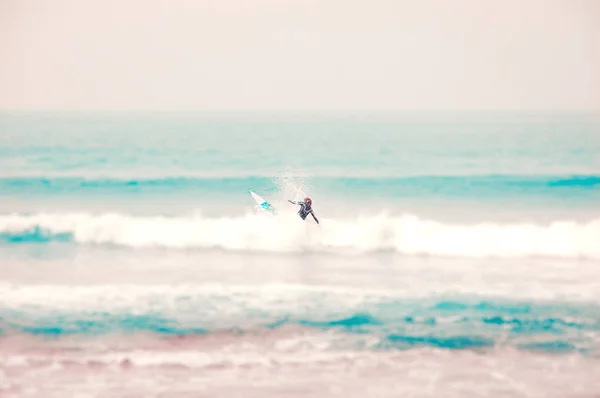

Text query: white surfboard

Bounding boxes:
[249,190,277,214]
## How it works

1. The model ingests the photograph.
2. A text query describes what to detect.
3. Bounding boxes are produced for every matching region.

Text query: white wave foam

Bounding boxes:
[1,212,599,259]
[2,344,599,398]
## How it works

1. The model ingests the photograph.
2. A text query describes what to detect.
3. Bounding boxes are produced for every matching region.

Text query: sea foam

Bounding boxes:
[1,212,598,259]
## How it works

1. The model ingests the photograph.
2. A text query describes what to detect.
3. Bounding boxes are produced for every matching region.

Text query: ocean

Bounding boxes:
[1,110,599,397]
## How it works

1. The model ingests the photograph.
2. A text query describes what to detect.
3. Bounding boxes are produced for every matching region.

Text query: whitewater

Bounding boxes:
[1,111,599,397]
[1,211,599,258]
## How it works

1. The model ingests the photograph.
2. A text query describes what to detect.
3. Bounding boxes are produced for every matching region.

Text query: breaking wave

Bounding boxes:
[1,212,598,259]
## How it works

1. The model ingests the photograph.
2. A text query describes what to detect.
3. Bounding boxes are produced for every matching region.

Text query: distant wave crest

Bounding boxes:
[1,212,598,259]
[1,173,599,187]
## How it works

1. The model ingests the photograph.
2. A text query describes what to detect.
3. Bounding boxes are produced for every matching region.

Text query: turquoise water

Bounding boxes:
[1,111,600,396]
[1,111,598,216]
[2,111,598,179]
[3,293,599,353]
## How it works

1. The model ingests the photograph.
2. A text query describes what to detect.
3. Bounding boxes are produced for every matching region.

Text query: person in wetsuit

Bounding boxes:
[288,197,319,224]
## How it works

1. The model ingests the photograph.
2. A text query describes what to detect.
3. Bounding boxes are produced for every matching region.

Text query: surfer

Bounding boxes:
[288,197,319,224]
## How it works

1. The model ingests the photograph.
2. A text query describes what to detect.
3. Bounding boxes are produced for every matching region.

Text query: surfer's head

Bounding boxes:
[304,197,312,207]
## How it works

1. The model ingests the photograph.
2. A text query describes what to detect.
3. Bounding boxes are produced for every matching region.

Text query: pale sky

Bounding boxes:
[1,0,599,111]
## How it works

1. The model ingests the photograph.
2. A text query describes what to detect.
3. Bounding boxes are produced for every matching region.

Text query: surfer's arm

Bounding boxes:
[310,211,319,224]
[288,200,307,206]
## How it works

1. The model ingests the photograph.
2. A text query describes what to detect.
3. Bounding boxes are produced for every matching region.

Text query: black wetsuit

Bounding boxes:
[289,200,319,224]
[297,201,311,219]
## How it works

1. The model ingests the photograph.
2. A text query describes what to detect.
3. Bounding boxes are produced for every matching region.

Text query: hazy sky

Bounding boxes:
[1,0,598,111]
